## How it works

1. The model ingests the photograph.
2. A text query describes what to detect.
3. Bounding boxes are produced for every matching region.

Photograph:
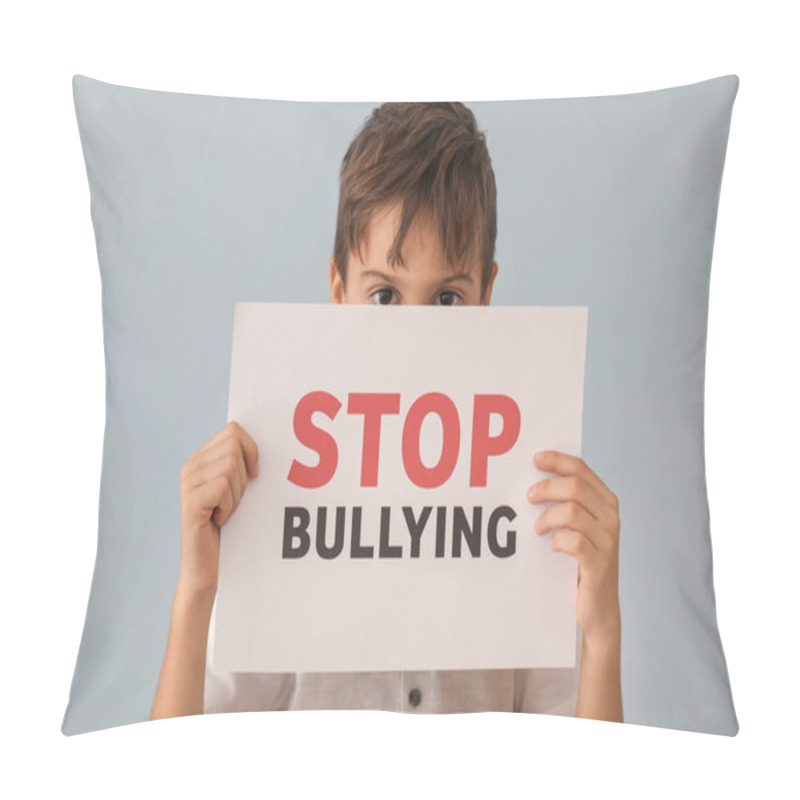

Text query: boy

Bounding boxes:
[151,102,623,723]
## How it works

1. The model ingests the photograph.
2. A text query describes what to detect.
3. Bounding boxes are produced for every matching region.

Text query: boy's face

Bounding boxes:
[330,201,498,306]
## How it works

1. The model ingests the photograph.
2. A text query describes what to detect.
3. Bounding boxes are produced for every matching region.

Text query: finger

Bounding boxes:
[195,422,234,457]
[528,475,606,522]
[535,500,600,549]
[187,424,252,487]
[226,420,260,478]
[187,445,247,504]
[528,475,619,545]
[533,450,618,510]
[189,474,234,528]
[210,475,236,527]
[550,529,597,568]
[195,421,260,478]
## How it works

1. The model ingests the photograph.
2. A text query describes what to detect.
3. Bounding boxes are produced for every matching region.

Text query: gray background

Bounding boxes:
[63,73,739,735]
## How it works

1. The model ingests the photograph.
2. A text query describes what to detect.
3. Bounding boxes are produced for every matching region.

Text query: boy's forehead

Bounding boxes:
[355,202,478,280]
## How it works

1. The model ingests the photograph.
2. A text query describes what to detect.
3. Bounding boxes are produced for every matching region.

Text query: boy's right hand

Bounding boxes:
[179,420,260,595]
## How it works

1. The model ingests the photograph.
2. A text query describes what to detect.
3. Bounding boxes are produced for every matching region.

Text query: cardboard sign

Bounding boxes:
[214,303,588,673]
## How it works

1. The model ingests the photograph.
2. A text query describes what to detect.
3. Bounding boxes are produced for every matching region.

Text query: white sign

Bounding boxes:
[214,302,588,673]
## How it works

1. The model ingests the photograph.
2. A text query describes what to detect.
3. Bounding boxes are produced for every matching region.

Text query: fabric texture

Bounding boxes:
[203,599,583,715]
[63,74,740,736]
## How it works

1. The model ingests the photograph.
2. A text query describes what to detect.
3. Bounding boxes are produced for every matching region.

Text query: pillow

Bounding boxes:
[63,73,740,736]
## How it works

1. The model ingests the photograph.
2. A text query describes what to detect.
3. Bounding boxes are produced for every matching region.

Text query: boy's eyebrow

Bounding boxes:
[359,269,474,285]
[360,269,401,284]
[439,272,474,284]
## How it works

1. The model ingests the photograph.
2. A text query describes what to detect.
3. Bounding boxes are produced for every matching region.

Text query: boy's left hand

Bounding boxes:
[528,450,621,646]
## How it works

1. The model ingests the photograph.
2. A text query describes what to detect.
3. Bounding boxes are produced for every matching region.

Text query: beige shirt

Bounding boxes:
[203,600,582,716]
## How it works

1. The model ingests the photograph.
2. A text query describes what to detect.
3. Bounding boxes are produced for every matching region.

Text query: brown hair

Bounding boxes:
[333,102,497,298]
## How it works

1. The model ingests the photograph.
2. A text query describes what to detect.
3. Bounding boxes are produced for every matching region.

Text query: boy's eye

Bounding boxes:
[436,290,462,307]
[370,287,398,305]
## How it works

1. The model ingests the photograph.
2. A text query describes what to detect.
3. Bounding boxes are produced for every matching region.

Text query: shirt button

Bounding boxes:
[408,688,422,707]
